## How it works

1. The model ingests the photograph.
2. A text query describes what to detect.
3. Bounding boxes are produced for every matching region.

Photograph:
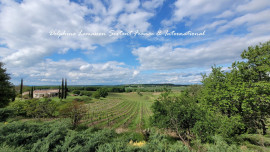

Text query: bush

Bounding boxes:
[151,87,245,144]
[73,90,80,95]
[98,88,108,98]
[206,136,241,152]
[80,91,92,97]
[59,100,87,129]
[8,100,28,116]
[8,99,60,118]
[0,108,14,122]
[92,88,108,99]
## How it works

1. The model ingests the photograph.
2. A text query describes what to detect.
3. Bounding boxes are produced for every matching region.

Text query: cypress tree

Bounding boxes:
[12,87,16,101]
[61,78,64,99]
[31,86,34,99]
[20,78,23,99]
[58,86,61,99]
[64,78,67,99]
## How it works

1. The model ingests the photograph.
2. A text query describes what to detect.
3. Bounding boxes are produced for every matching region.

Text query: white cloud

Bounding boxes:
[6,58,139,85]
[237,0,270,12]
[162,0,235,26]
[217,9,270,33]
[142,0,165,10]
[215,10,234,18]
[0,0,155,67]
[132,34,270,70]
[117,11,154,32]
[197,20,227,31]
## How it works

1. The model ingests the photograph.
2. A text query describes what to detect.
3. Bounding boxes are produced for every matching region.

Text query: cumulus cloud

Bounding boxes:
[142,0,165,10]
[236,0,270,12]
[132,34,270,70]
[217,9,270,33]
[162,0,236,26]
[0,0,155,67]
[6,58,139,85]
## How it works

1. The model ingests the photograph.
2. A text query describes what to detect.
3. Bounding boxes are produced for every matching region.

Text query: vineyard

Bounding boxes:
[81,92,156,132]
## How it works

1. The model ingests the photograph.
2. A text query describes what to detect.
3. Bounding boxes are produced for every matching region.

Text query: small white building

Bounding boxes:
[33,89,59,98]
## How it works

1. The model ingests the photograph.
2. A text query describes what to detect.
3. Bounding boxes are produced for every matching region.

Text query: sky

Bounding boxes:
[0,0,270,85]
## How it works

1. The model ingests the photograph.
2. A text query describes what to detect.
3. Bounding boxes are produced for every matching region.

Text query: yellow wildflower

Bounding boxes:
[129,140,146,147]
[4,122,8,125]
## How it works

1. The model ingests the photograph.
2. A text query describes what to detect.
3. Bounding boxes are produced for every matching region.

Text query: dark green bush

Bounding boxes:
[8,99,60,118]
[0,108,14,122]
[80,91,92,97]
[73,90,81,95]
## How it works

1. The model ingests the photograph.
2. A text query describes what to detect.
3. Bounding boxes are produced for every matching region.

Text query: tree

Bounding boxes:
[20,78,23,99]
[201,41,270,135]
[151,87,214,147]
[92,88,108,99]
[31,86,34,99]
[61,78,64,99]
[0,62,16,108]
[64,78,67,99]
[59,100,87,128]
[58,86,61,99]
[73,90,80,95]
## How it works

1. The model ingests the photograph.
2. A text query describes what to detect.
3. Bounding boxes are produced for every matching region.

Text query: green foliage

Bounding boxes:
[0,108,14,122]
[201,41,270,135]
[8,100,28,116]
[206,136,241,152]
[137,90,143,96]
[8,98,59,118]
[80,91,92,97]
[97,129,191,152]
[151,86,246,144]
[144,131,190,152]
[108,86,125,92]
[0,144,25,152]
[0,62,16,108]
[73,90,81,95]
[59,100,87,128]
[93,88,108,99]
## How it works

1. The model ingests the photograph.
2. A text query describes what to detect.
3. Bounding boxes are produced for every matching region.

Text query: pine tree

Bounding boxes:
[0,62,16,107]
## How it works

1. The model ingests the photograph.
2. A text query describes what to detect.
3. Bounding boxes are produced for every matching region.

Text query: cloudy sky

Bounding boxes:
[0,0,270,85]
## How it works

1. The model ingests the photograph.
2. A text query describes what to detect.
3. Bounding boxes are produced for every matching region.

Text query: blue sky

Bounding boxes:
[0,0,270,85]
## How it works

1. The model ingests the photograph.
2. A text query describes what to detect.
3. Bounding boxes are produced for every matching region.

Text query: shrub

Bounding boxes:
[73,90,80,95]
[92,88,108,99]
[59,100,87,129]
[206,136,241,152]
[80,91,92,97]
[8,100,28,116]
[0,108,14,122]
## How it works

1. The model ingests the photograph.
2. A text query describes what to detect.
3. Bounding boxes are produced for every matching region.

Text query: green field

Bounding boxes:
[24,91,159,132]
[80,92,157,132]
